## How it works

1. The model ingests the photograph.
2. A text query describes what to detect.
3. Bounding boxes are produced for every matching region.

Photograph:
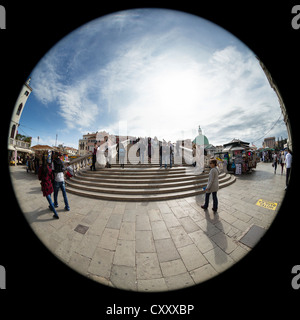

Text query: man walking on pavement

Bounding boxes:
[52,152,70,211]
[285,149,292,191]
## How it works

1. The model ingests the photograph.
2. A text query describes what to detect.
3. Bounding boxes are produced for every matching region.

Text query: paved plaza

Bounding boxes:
[10,162,286,292]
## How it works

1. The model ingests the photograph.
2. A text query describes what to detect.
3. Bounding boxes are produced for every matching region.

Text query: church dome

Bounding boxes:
[192,125,209,146]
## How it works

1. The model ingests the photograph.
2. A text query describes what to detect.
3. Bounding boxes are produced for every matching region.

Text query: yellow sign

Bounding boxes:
[256,199,278,211]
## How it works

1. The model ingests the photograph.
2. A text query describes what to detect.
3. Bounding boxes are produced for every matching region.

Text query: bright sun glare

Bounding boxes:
[154,69,201,112]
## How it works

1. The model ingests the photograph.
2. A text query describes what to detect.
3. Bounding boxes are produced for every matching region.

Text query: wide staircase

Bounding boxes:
[66,143,236,201]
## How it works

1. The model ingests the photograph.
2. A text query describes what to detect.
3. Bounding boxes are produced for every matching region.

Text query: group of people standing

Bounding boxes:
[136,139,174,168]
[38,152,70,219]
[90,138,176,170]
[26,155,40,173]
[272,150,287,174]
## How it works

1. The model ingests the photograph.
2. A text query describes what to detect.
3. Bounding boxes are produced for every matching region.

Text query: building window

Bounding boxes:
[10,125,16,139]
[24,91,29,96]
[16,103,23,116]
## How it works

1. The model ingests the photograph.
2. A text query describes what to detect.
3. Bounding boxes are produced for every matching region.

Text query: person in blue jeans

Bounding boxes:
[52,153,70,211]
[38,155,59,219]
[201,159,219,212]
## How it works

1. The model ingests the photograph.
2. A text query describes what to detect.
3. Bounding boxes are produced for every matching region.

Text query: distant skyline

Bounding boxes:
[17,8,288,149]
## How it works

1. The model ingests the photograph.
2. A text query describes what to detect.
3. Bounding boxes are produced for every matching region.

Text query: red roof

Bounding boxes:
[31,144,54,150]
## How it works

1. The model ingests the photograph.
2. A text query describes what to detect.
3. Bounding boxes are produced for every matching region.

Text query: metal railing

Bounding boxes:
[68,142,216,175]
[8,138,31,149]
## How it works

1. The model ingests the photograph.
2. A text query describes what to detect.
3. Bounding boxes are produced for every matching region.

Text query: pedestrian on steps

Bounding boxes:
[161,141,169,169]
[139,139,146,164]
[91,142,98,171]
[118,142,126,169]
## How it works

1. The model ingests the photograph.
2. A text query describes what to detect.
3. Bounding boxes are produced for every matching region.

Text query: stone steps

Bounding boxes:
[78,167,207,178]
[66,165,236,202]
[66,174,231,195]
[67,175,215,189]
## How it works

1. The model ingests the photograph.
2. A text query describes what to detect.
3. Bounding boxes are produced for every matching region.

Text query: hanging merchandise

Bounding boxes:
[47,150,52,164]
[242,161,248,173]
[235,163,242,174]
[235,152,243,165]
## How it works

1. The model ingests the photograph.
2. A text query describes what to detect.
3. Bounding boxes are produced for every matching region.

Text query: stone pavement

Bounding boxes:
[9,162,286,292]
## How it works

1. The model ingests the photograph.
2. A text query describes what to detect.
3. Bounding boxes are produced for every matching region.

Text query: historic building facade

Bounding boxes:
[8,78,33,164]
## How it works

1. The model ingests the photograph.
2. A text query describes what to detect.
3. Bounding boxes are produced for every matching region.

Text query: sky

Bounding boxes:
[17,8,288,149]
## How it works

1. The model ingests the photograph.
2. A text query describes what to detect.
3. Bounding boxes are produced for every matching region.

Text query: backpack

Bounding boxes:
[53,158,64,173]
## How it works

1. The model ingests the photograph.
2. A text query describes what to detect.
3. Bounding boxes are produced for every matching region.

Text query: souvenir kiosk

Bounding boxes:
[222,139,257,174]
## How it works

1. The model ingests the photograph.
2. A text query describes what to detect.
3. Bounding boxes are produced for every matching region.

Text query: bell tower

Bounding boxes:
[8,77,32,142]
[8,78,33,163]
[0,5,5,30]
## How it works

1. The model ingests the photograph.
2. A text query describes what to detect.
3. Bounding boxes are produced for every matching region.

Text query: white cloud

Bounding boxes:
[97,43,283,145]
[31,52,101,132]
[57,81,99,130]
[29,10,287,148]
[31,54,62,104]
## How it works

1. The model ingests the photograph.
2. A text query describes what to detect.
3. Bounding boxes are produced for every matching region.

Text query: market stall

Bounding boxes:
[221,139,257,174]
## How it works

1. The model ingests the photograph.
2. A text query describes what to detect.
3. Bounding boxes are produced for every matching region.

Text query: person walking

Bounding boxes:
[161,141,169,169]
[38,155,59,219]
[168,141,173,169]
[280,151,285,174]
[285,149,292,190]
[118,142,126,169]
[26,155,30,172]
[139,139,146,164]
[91,142,98,171]
[159,141,163,168]
[201,159,219,212]
[273,152,278,174]
[52,152,70,211]
[147,138,154,164]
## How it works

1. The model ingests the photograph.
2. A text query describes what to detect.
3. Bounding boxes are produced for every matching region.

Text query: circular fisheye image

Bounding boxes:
[8,8,291,292]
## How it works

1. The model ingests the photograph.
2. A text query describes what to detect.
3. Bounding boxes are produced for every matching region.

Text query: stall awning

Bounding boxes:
[223,145,247,152]
[231,147,245,151]
[15,147,34,153]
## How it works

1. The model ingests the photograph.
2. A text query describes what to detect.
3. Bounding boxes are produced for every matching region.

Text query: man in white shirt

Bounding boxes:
[285,149,292,190]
